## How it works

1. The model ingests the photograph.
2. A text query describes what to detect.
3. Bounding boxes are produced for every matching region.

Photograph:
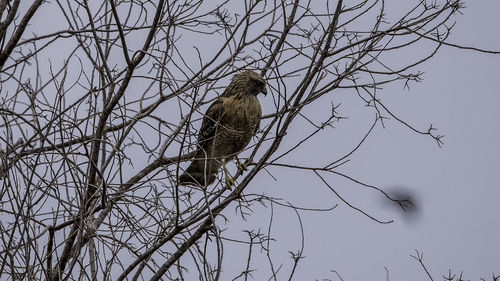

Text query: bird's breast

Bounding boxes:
[212,95,262,158]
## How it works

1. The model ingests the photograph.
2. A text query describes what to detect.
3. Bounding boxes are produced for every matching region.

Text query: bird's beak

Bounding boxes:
[261,87,267,96]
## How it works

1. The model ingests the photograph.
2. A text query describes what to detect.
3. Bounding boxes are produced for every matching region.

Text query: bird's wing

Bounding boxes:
[198,97,225,148]
[254,117,261,135]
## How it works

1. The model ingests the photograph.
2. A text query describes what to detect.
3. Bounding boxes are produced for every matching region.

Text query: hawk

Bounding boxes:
[179,70,267,187]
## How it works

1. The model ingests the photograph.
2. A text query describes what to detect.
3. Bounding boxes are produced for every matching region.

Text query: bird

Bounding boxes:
[178,70,267,188]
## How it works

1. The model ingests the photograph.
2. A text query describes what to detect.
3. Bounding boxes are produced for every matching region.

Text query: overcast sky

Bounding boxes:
[4,1,498,280]
[224,1,500,280]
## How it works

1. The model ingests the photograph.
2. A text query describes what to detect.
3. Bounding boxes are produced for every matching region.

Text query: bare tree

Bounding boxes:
[410,250,500,281]
[0,0,496,280]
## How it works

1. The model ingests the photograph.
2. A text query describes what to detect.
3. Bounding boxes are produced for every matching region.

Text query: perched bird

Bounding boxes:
[179,70,267,188]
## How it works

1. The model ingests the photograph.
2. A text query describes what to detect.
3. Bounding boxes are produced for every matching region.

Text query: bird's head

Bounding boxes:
[229,70,267,97]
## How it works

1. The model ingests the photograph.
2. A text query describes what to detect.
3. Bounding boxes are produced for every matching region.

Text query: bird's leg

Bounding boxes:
[235,156,248,171]
[222,159,234,190]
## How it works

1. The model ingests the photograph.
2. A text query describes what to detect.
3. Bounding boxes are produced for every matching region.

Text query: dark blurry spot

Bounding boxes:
[381,185,422,225]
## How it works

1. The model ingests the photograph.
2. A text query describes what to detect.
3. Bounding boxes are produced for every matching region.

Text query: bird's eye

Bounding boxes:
[253,79,264,87]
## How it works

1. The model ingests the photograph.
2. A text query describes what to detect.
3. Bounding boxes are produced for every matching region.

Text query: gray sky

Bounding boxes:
[223,1,500,280]
[3,1,498,280]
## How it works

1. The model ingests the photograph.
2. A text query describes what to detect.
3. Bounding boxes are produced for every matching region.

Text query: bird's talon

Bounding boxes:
[225,175,234,190]
[237,159,248,171]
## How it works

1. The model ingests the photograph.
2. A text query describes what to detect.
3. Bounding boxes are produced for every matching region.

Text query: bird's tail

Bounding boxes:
[178,151,222,187]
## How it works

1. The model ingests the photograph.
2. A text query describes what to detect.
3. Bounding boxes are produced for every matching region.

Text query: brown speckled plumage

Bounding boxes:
[178,70,267,187]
